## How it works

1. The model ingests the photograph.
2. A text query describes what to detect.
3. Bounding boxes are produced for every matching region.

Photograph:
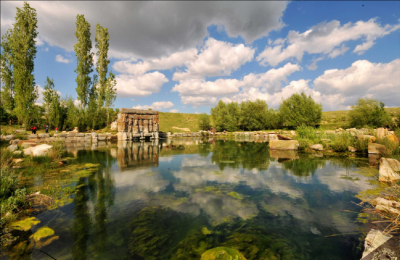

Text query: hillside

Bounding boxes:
[158,107,400,132]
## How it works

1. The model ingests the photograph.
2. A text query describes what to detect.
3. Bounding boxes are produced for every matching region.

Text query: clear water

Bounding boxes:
[5,139,376,260]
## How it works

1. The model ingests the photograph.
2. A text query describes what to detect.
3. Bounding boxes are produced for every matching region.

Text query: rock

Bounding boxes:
[2,135,15,140]
[375,127,387,139]
[23,144,53,157]
[348,146,357,152]
[72,127,79,133]
[371,197,400,215]
[38,133,50,138]
[15,130,26,134]
[368,143,387,154]
[385,134,399,145]
[22,142,36,149]
[356,135,376,142]
[7,144,18,152]
[27,134,38,140]
[268,134,278,141]
[110,121,117,130]
[362,229,398,259]
[13,151,22,155]
[12,158,23,164]
[277,134,292,140]
[368,154,379,167]
[75,133,85,137]
[290,130,296,136]
[201,247,247,260]
[10,139,20,145]
[309,144,323,151]
[379,157,400,182]
[269,140,299,150]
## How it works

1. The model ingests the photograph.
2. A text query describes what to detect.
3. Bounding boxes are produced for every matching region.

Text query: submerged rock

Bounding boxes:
[269,140,299,150]
[201,247,247,260]
[379,157,400,182]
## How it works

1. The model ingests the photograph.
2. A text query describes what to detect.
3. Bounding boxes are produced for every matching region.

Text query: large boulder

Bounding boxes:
[368,143,386,154]
[375,127,387,139]
[23,144,53,157]
[362,229,395,259]
[277,134,291,140]
[379,157,400,182]
[356,135,376,143]
[309,144,323,151]
[371,197,400,214]
[269,140,299,150]
[201,247,247,260]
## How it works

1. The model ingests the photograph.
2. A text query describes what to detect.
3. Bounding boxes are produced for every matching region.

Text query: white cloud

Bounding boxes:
[313,59,400,107]
[172,38,255,81]
[257,18,400,67]
[55,54,72,64]
[116,72,168,97]
[181,96,218,107]
[132,101,174,111]
[1,1,287,59]
[169,109,179,113]
[172,78,241,97]
[74,99,81,107]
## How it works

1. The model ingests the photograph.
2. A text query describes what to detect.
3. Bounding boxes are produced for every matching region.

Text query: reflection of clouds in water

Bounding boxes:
[315,162,374,193]
[159,156,174,162]
[181,156,211,167]
[113,168,169,193]
[173,192,258,225]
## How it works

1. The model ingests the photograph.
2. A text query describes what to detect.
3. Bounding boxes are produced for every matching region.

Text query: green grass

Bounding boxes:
[158,112,212,133]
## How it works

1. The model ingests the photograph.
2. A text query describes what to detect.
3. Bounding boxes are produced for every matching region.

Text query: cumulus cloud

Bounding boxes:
[257,18,400,67]
[181,96,218,107]
[132,101,174,111]
[55,54,72,64]
[116,72,168,97]
[313,59,400,107]
[1,1,287,59]
[169,109,179,113]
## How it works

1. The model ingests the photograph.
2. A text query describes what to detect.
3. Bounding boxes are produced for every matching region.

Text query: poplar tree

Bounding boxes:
[74,14,93,112]
[43,77,61,128]
[95,23,110,110]
[104,71,117,125]
[0,30,15,112]
[10,2,39,126]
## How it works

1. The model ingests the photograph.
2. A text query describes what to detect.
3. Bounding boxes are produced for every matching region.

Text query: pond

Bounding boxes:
[4,138,377,260]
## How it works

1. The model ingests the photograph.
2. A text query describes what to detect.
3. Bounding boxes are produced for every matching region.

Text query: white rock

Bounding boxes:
[379,157,400,182]
[23,144,53,157]
[362,229,392,259]
[371,197,400,215]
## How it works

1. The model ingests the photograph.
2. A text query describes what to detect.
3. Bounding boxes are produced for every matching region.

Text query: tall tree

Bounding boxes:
[10,2,39,126]
[104,71,117,125]
[43,77,61,128]
[95,23,110,110]
[279,93,322,127]
[74,14,93,111]
[0,30,15,112]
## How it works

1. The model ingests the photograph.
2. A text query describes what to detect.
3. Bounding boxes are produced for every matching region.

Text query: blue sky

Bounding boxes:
[1,1,399,114]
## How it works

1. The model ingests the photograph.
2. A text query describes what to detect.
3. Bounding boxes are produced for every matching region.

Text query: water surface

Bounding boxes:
[5,139,375,260]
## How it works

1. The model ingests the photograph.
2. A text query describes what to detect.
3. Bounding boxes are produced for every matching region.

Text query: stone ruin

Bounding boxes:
[117,108,159,141]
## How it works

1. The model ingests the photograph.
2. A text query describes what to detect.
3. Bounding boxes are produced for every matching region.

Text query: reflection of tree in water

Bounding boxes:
[71,149,116,259]
[282,155,326,177]
[211,140,270,171]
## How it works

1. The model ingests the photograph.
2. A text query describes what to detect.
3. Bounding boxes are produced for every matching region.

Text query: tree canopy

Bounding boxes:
[348,98,392,128]
[279,93,322,127]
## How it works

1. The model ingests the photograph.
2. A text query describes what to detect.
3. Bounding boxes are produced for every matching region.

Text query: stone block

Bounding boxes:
[65,137,74,143]
[8,145,18,152]
[277,134,291,140]
[375,127,387,139]
[10,139,20,145]
[23,144,52,157]
[268,134,278,141]
[15,130,26,134]
[75,137,84,142]
[22,142,36,149]
[54,137,65,141]
[368,143,386,154]
[309,144,323,151]
[75,133,85,137]
[379,157,400,182]
[67,133,76,137]
[38,133,50,138]
[269,140,299,150]
[27,134,37,140]
[356,135,376,142]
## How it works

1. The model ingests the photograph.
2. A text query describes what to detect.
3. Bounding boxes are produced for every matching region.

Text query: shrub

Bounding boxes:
[198,113,211,131]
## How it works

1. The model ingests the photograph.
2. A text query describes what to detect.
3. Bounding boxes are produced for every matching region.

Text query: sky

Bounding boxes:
[1,1,399,114]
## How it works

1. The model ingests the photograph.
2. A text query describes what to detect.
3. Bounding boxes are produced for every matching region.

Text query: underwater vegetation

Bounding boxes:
[201,247,247,260]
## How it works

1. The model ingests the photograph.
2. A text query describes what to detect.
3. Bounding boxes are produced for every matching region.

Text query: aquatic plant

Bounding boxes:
[201,247,247,260]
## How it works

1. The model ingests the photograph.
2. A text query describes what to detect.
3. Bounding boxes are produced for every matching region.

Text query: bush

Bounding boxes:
[198,113,211,131]
[279,92,322,127]
[348,98,392,128]
[296,125,319,142]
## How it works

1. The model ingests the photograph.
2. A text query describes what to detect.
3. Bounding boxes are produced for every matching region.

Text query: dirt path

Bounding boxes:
[172,126,191,132]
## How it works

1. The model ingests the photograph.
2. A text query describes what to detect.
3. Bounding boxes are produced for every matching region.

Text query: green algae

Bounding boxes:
[9,217,40,231]
[30,227,54,241]
[85,163,100,168]
[201,247,247,260]
[202,227,212,235]
[227,192,244,200]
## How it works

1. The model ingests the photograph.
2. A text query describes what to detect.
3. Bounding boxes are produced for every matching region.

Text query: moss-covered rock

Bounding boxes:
[201,247,247,260]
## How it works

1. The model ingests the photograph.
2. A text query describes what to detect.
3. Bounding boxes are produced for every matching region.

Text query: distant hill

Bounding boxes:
[158,107,400,132]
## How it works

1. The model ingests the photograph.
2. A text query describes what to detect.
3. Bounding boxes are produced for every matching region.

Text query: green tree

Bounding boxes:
[239,99,269,131]
[104,71,117,126]
[0,30,15,112]
[43,77,62,129]
[86,75,99,130]
[211,100,228,131]
[198,113,211,130]
[225,102,240,131]
[9,2,39,127]
[279,93,322,127]
[64,96,79,130]
[348,98,391,128]
[95,23,110,110]
[74,14,93,111]
[266,108,283,130]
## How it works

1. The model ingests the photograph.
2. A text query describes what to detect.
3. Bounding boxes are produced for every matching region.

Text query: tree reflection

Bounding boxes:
[282,155,326,177]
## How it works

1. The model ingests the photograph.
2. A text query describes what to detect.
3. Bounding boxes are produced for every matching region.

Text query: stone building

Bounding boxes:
[117,108,159,140]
